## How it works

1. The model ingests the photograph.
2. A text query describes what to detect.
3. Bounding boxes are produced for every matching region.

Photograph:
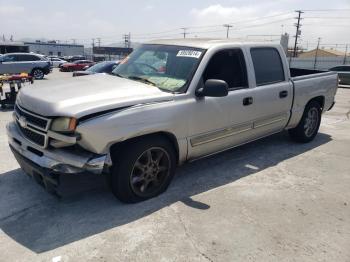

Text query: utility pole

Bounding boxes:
[314,37,321,69]
[181,28,188,39]
[91,38,95,61]
[223,24,233,39]
[123,34,130,48]
[344,44,348,65]
[96,37,101,47]
[293,10,303,58]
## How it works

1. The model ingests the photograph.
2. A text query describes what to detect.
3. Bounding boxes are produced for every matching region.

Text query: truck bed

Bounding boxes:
[290,67,337,82]
[287,67,338,129]
[290,68,325,78]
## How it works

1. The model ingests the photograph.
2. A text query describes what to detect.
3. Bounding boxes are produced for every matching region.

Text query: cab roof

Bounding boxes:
[147,38,280,49]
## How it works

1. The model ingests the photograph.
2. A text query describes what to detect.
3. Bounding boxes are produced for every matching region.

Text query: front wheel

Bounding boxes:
[110,136,176,203]
[31,68,45,79]
[289,101,322,143]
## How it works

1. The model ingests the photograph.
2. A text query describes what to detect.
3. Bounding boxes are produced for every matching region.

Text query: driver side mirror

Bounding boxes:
[196,79,229,97]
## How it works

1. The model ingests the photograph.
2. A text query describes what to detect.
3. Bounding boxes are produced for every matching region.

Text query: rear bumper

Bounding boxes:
[7,121,109,175]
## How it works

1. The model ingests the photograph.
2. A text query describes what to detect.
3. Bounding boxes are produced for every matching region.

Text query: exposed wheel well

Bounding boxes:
[307,96,324,110]
[109,132,180,164]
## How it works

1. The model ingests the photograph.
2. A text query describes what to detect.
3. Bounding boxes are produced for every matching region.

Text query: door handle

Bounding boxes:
[279,90,288,98]
[243,97,253,106]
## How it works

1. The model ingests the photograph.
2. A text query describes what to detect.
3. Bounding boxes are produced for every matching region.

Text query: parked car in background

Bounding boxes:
[7,40,338,203]
[49,57,67,68]
[329,65,350,85]
[59,60,95,72]
[73,61,119,77]
[63,55,86,62]
[0,53,52,79]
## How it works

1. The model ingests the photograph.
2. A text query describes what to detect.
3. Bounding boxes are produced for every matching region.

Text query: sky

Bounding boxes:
[0,0,350,50]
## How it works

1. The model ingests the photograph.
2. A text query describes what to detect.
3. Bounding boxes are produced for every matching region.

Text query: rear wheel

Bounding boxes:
[31,68,45,79]
[289,101,322,143]
[110,136,176,203]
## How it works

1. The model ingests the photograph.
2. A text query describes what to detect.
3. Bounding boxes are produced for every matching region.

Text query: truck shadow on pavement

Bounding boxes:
[0,132,331,253]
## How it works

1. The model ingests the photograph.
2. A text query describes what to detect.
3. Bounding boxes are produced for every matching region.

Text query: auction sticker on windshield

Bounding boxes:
[176,50,202,58]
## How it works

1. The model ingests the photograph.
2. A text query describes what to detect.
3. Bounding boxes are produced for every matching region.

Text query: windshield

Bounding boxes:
[112,44,205,92]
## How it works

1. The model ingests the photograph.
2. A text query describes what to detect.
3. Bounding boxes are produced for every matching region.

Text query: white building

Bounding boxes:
[24,41,84,57]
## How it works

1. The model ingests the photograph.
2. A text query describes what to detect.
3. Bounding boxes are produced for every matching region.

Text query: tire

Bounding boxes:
[110,136,176,203]
[31,68,45,80]
[289,100,322,143]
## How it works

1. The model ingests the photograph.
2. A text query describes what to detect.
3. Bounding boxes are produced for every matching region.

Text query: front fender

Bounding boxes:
[75,100,191,163]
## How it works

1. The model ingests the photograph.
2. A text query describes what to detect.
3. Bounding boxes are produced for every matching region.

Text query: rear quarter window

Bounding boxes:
[250,47,285,86]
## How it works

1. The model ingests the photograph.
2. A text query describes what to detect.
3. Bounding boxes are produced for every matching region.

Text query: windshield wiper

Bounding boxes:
[127,76,156,86]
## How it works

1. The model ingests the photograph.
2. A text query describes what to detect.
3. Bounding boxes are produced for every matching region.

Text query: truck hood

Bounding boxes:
[17,74,174,118]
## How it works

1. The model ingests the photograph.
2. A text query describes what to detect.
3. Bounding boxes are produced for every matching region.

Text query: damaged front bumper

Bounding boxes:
[6,121,110,175]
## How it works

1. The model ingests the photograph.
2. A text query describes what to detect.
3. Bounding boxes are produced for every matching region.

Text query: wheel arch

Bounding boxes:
[109,131,180,164]
[307,96,325,110]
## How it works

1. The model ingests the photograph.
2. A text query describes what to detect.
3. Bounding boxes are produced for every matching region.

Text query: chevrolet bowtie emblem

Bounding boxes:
[18,116,27,128]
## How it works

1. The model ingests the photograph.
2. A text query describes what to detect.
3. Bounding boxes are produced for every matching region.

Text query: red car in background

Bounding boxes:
[59,60,95,72]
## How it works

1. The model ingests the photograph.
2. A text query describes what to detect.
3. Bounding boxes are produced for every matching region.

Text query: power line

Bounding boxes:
[303,16,350,19]
[117,11,294,39]
[300,9,350,12]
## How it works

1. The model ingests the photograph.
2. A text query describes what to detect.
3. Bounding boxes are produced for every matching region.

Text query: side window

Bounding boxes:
[203,49,248,90]
[337,66,350,71]
[18,55,41,61]
[1,55,16,62]
[332,66,342,71]
[17,55,30,61]
[251,48,285,86]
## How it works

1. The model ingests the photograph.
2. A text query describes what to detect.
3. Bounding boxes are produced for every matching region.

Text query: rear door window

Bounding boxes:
[17,55,41,61]
[251,48,285,86]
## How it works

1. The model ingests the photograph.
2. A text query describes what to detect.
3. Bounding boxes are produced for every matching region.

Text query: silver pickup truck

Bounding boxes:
[7,39,338,203]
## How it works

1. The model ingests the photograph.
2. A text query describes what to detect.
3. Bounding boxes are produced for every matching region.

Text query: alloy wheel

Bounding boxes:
[304,107,319,137]
[33,69,44,79]
[130,147,171,197]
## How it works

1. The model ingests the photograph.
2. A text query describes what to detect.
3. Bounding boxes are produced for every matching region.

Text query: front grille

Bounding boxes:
[17,121,46,147]
[14,104,50,148]
[15,104,49,130]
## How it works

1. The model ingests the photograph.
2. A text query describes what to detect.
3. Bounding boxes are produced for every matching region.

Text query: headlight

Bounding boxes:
[51,117,77,132]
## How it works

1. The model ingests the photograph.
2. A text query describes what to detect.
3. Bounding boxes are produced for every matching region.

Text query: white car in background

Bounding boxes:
[49,57,67,68]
